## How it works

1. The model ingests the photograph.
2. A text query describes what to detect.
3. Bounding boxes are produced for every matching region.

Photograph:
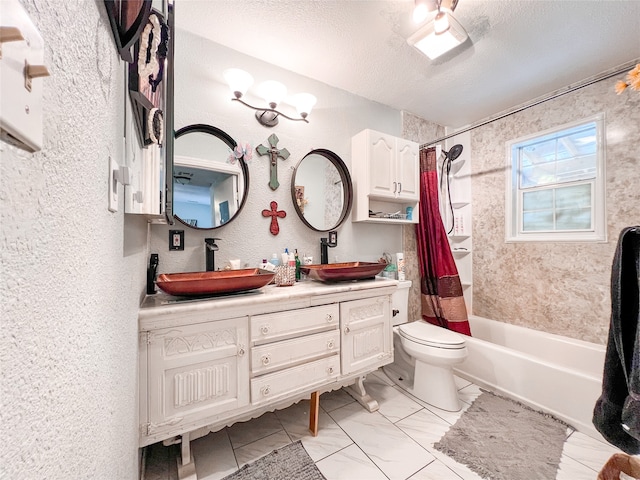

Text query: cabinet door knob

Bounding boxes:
[260,325,270,335]
[261,355,271,365]
[393,181,397,194]
[344,326,350,334]
[261,386,271,396]
[327,339,335,349]
[327,366,334,374]
[238,347,245,356]
[326,314,333,322]
[398,182,402,194]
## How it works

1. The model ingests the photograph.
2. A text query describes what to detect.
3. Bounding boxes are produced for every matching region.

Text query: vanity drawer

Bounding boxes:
[251,355,340,404]
[251,304,338,344]
[251,330,340,375]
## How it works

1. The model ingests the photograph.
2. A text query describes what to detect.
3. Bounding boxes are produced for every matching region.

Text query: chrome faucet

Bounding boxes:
[205,238,220,271]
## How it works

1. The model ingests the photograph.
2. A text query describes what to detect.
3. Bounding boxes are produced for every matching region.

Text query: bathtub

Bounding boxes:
[454,315,606,440]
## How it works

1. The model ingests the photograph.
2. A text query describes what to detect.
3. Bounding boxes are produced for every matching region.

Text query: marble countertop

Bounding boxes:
[139,277,399,331]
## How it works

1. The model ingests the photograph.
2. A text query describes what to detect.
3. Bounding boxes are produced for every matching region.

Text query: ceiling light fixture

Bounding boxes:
[223,68,317,127]
[407,1,467,59]
[173,171,193,185]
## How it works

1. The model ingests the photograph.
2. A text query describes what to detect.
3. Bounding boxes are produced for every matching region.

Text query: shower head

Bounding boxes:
[443,144,463,162]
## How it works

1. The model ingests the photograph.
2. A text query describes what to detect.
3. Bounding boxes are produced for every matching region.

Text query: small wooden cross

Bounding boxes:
[262,201,286,235]
[256,133,290,190]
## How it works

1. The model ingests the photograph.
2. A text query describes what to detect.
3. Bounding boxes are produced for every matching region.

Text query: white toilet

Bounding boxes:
[383,280,468,411]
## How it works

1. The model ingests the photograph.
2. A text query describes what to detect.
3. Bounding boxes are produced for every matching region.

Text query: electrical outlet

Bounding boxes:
[169,230,184,250]
[108,156,118,212]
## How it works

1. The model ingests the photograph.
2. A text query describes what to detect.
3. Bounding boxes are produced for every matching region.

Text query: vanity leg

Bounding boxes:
[345,375,379,412]
[177,432,197,480]
[309,391,320,436]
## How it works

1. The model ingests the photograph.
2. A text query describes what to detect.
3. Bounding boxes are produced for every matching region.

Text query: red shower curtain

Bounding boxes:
[416,146,471,336]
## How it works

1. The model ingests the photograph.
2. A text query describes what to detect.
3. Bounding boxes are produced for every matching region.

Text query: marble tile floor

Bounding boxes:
[143,369,624,480]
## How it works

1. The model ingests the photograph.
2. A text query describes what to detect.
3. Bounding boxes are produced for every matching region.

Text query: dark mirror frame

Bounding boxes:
[103,0,152,63]
[291,148,353,232]
[173,124,250,230]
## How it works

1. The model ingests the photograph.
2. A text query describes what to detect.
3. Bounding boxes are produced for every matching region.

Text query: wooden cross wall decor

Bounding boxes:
[262,201,286,235]
[256,133,290,190]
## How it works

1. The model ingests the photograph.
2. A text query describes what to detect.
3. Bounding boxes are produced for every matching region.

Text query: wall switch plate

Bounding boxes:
[169,230,184,250]
[108,156,118,212]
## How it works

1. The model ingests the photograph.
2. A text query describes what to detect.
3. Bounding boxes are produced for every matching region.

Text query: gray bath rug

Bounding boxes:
[221,441,326,480]
[434,390,569,480]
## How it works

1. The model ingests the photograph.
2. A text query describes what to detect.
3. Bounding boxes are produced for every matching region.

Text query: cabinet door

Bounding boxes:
[340,296,392,375]
[368,132,396,199]
[145,317,249,438]
[396,139,419,201]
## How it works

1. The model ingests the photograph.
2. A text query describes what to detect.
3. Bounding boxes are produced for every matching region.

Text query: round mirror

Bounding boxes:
[291,149,353,232]
[173,124,249,229]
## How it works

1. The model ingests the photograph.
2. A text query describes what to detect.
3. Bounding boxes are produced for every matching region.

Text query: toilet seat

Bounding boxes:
[399,321,465,349]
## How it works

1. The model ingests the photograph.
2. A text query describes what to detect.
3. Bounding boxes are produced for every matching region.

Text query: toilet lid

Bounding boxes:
[399,321,465,349]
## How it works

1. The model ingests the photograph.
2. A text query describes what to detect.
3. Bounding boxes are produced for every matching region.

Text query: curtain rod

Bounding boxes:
[419,60,638,149]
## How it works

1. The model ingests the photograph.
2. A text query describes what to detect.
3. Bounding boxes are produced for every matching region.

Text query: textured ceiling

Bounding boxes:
[175,0,640,128]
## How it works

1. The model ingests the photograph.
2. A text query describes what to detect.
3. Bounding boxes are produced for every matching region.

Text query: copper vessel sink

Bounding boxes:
[300,262,387,282]
[155,268,275,296]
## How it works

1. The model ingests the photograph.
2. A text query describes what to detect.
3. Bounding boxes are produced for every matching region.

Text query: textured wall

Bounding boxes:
[150,33,405,274]
[471,77,640,344]
[401,112,445,323]
[0,1,147,478]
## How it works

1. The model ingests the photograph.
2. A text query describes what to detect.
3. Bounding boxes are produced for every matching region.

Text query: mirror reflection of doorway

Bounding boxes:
[220,201,230,224]
[173,124,249,230]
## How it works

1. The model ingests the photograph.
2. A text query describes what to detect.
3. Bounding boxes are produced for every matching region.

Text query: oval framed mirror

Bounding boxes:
[173,124,249,229]
[291,149,353,232]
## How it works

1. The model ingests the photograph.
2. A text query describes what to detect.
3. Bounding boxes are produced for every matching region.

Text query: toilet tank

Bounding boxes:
[391,280,412,327]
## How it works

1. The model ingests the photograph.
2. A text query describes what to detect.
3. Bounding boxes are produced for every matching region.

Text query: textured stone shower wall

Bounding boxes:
[471,76,640,344]
[401,112,445,323]
[1,1,148,477]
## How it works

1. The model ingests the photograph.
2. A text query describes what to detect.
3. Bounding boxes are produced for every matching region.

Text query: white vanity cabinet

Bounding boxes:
[138,280,397,476]
[352,129,420,224]
[141,317,249,440]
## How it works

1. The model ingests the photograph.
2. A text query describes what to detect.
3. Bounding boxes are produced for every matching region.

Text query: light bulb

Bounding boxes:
[434,11,450,35]
[294,93,317,118]
[259,80,287,108]
[223,68,253,99]
[413,3,428,23]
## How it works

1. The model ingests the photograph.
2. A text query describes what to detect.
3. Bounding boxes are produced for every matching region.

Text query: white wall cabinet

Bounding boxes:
[352,129,420,224]
[138,280,397,475]
[123,92,166,219]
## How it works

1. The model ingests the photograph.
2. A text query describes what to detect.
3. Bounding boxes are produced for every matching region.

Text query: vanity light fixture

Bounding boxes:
[408,0,467,59]
[223,68,317,127]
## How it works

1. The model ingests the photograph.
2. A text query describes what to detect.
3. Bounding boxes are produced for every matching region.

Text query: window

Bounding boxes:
[505,114,606,242]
